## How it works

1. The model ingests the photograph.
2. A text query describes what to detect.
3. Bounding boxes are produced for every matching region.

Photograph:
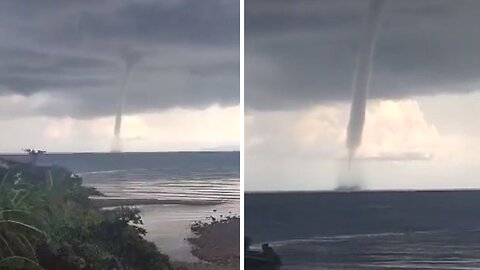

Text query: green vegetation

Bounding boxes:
[0,159,174,270]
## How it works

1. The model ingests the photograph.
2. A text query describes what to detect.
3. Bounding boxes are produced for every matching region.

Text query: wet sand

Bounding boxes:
[185,216,240,269]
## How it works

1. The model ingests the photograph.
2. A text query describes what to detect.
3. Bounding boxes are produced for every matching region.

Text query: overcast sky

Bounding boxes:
[246,0,480,191]
[0,0,239,153]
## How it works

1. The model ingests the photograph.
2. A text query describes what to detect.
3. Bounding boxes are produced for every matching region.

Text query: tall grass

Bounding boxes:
[0,159,175,270]
[0,171,45,269]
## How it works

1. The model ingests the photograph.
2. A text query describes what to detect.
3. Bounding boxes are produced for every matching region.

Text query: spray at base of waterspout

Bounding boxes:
[111,135,122,153]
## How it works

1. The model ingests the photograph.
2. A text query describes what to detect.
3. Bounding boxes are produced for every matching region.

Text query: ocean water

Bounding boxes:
[32,151,239,262]
[245,191,480,269]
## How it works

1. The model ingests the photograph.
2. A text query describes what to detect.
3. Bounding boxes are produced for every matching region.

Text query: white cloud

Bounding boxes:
[247,99,453,160]
[291,105,345,154]
[360,100,441,159]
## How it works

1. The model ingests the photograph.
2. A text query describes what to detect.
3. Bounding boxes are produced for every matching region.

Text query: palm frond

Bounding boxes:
[0,255,44,270]
[0,234,14,257]
[0,220,46,237]
[18,233,38,262]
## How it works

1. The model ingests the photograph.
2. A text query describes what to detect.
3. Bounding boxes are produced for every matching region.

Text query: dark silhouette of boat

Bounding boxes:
[245,239,281,270]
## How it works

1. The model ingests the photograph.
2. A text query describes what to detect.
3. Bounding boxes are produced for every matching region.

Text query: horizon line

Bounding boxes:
[0,149,240,155]
[245,188,480,194]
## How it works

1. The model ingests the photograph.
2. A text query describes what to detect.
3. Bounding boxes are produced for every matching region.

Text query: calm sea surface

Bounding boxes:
[246,191,480,269]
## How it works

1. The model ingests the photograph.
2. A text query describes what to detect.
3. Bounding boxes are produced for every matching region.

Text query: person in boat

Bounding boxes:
[245,237,282,269]
[245,236,252,251]
[262,243,281,269]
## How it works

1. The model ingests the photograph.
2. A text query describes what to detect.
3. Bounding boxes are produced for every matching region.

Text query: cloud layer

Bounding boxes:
[0,0,239,118]
[246,0,480,110]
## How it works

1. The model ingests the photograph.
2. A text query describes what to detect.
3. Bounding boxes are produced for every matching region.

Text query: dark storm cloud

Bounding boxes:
[246,0,480,110]
[0,0,239,118]
[50,1,238,47]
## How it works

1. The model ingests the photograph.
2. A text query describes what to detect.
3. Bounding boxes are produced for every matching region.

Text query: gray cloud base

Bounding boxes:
[246,0,480,110]
[0,0,239,118]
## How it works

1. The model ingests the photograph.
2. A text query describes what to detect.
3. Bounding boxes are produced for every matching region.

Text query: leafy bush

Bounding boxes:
[0,160,174,270]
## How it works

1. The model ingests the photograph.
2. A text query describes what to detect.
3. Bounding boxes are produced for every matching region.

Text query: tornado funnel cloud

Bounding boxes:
[111,67,132,152]
[111,51,142,153]
[346,0,387,159]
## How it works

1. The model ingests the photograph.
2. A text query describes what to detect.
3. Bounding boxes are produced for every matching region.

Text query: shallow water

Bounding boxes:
[83,171,239,203]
